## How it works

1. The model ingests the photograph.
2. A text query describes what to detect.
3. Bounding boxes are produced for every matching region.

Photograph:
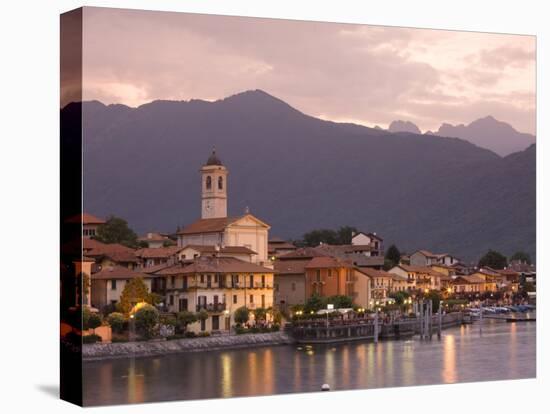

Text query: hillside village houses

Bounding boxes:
[78,150,533,334]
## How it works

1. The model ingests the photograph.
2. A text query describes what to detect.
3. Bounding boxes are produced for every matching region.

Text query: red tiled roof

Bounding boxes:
[274,259,309,275]
[83,239,136,259]
[358,268,393,278]
[178,216,243,235]
[305,256,350,269]
[138,232,169,242]
[91,265,150,280]
[66,213,105,225]
[452,275,485,284]
[157,256,274,275]
[182,245,257,255]
[135,246,183,259]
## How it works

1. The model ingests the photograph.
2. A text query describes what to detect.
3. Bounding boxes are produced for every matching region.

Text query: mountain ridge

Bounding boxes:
[69,89,535,262]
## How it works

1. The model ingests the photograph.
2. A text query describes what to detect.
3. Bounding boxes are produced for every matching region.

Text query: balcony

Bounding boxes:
[196,302,227,313]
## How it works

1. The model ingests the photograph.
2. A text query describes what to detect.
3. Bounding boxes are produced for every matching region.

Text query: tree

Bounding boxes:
[176,311,197,333]
[118,277,155,314]
[510,251,532,265]
[385,244,401,268]
[87,313,102,333]
[425,290,442,313]
[302,226,359,246]
[478,250,508,269]
[94,215,138,248]
[134,304,159,339]
[327,295,353,309]
[336,226,359,244]
[234,306,250,325]
[253,307,267,323]
[304,293,325,312]
[389,290,410,306]
[302,229,339,246]
[107,312,126,334]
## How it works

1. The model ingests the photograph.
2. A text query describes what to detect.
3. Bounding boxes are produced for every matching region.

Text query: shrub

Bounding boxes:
[111,335,129,343]
[107,312,126,334]
[234,306,249,325]
[134,304,159,339]
[87,313,102,332]
[184,331,196,338]
[83,334,102,344]
[270,324,281,332]
[176,311,197,333]
[82,307,91,330]
[197,332,210,337]
[253,307,267,322]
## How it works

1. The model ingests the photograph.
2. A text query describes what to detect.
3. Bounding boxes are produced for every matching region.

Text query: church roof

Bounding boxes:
[206,149,223,166]
[178,214,270,235]
[178,216,243,235]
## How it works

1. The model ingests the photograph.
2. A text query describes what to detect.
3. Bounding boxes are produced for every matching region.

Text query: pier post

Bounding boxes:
[375,312,379,343]
[479,301,483,334]
[438,302,442,340]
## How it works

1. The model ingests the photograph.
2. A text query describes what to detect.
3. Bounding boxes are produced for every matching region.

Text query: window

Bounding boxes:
[261,294,265,308]
[261,274,266,288]
[200,274,205,284]
[206,176,212,189]
[291,282,296,291]
[249,275,254,288]
[171,276,175,287]
[201,318,206,331]
[169,295,174,306]
[249,294,254,304]
[316,269,321,282]
[231,274,239,288]
[111,280,117,290]
[233,294,237,304]
[218,176,223,190]
[328,269,332,277]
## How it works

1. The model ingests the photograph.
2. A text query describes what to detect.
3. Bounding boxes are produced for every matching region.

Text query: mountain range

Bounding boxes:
[66,89,535,262]
[389,116,535,157]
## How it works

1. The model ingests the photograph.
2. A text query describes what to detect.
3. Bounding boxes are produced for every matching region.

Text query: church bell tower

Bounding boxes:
[200,149,228,219]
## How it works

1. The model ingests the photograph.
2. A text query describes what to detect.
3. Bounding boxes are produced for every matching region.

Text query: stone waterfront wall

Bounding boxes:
[83,331,295,361]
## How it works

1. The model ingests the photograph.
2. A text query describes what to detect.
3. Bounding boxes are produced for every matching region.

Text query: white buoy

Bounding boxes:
[321,383,330,391]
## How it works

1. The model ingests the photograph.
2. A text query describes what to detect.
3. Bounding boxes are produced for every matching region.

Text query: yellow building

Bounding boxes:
[156,256,275,333]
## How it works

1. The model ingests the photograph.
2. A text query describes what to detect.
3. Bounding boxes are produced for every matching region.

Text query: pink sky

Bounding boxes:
[79,7,536,134]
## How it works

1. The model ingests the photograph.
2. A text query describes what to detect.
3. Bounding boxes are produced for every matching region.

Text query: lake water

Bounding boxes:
[83,319,536,406]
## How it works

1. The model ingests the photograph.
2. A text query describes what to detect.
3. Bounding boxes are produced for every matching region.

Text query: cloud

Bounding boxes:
[79,7,536,135]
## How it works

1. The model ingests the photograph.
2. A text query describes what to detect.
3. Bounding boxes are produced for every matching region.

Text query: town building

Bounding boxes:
[66,212,105,238]
[450,275,485,294]
[304,256,373,309]
[90,265,153,310]
[389,264,443,292]
[351,231,384,256]
[136,246,183,268]
[138,232,174,248]
[273,247,327,309]
[154,256,274,332]
[410,250,459,267]
[268,237,297,258]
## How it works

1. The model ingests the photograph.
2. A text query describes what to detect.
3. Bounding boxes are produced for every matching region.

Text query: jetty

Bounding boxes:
[291,311,464,344]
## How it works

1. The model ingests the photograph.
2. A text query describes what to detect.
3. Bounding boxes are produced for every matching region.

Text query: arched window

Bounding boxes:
[206,176,212,190]
[218,176,223,190]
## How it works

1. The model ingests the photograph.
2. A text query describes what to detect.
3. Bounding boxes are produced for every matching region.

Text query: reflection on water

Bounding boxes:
[83,320,536,406]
